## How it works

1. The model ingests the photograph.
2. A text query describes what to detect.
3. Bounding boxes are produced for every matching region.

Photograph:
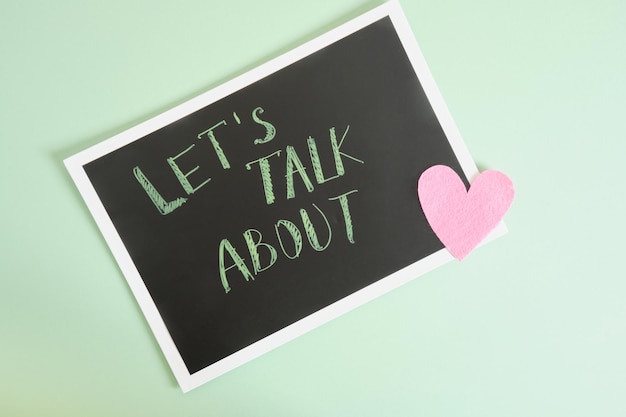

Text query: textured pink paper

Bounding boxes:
[417,165,514,260]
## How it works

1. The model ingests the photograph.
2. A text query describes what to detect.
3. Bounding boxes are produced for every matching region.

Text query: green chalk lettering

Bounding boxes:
[218,238,254,293]
[252,107,276,144]
[329,125,364,176]
[307,136,341,184]
[245,150,282,205]
[233,111,241,125]
[198,120,230,169]
[274,219,303,259]
[133,166,187,215]
[285,145,314,200]
[166,144,211,195]
[300,203,332,251]
[243,228,278,274]
[329,189,358,244]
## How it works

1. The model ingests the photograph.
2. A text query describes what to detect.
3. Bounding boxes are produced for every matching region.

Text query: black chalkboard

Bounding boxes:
[66,2,479,392]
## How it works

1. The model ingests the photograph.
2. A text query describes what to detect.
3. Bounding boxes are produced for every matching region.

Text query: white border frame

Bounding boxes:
[65,0,506,392]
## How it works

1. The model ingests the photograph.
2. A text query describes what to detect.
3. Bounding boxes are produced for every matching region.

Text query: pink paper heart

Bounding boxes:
[417,165,514,260]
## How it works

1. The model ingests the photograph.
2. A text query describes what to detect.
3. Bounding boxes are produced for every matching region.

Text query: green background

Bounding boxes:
[2,0,625,415]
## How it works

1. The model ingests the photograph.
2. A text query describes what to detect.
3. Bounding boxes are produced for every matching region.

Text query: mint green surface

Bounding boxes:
[2,0,625,415]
